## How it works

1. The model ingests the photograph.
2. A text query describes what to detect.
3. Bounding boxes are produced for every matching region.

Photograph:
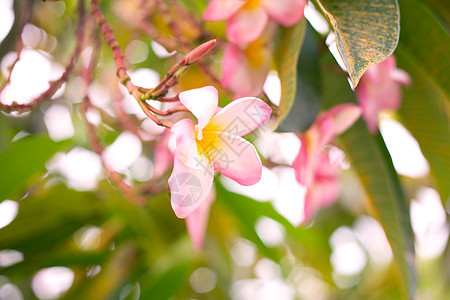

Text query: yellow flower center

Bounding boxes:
[243,0,261,10]
[245,40,266,69]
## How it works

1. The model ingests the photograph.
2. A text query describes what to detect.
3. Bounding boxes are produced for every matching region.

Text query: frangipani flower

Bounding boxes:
[293,104,361,221]
[168,86,272,219]
[222,39,271,97]
[355,55,411,133]
[186,188,215,250]
[203,0,306,44]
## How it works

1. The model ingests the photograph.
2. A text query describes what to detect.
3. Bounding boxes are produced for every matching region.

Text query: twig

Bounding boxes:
[144,103,189,116]
[165,0,203,35]
[154,0,191,50]
[0,0,33,94]
[146,39,217,98]
[82,96,147,206]
[81,27,146,206]
[91,0,176,128]
[112,96,146,141]
[140,0,177,51]
[0,0,86,113]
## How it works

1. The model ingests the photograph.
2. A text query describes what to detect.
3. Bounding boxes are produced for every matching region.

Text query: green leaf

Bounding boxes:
[396,54,450,201]
[274,18,307,123]
[140,262,190,300]
[216,181,332,273]
[316,0,400,86]
[0,135,67,201]
[0,185,105,255]
[64,244,139,300]
[278,23,322,132]
[396,0,450,99]
[424,0,450,28]
[321,53,416,299]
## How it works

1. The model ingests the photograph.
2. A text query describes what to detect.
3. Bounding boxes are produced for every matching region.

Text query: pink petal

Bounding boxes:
[186,188,215,250]
[315,115,335,154]
[303,178,340,222]
[312,104,361,146]
[199,131,262,186]
[322,104,361,138]
[153,129,173,178]
[227,7,268,44]
[206,97,272,136]
[221,44,270,97]
[262,0,306,26]
[169,119,215,218]
[391,68,412,86]
[203,0,246,21]
[293,136,310,186]
[179,86,218,138]
[356,56,409,133]
[221,44,247,92]
[355,81,379,133]
[171,119,197,163]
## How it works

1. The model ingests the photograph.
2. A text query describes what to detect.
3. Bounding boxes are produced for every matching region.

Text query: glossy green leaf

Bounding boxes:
[396,0,450,99]
[321,53,416,299]
[396,54,450,201]
[278,23,321,132]
[0,135,67,201]
[274,18,307,123]
[316,0,400,87]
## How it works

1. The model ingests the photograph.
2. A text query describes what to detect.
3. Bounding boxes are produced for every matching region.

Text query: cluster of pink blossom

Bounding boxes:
[164,1,410,249]
[204,0,306,97]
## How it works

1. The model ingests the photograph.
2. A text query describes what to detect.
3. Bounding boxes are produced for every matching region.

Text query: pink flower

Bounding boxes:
[203,0,306,44]
[293,104,361,221]
[355,55,411,133]
[186,188,215,250]
[153,129,173,178]
[221,40,271,97]
[168,86,272,219]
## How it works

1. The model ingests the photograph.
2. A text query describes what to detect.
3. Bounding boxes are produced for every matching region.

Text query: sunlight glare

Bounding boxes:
[379,118,430,178]
[0,0,14,42]
[32,267,74,300]
[0,200,18,229]
[44,104,75,141]
[103,131,142,173]
[411,187,449,259]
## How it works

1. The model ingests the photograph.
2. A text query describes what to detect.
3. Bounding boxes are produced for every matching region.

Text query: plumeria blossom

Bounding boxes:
[168,86,272,219]
[186,187,216,250]
[355,55,411,133]
[203,0,306,44]
[222,38,271,97]
[293,104,361,221]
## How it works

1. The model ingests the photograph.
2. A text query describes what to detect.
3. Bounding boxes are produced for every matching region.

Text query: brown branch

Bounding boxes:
[112,96,146,141]
[153,0,191,50]
[0,0,86,113]
[151,0,222,87]
[82,97,146,206]
[144,102,189,116]
[81,27,146,206]
[147,39,217,98]
[165,0,203,35]
[90,0,175,128]
[0,0,33,94]
[139,0,177,51]
[158,94,180,102]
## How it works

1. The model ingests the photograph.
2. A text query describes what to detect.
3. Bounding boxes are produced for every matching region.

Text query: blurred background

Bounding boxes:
[0,0,449,299]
